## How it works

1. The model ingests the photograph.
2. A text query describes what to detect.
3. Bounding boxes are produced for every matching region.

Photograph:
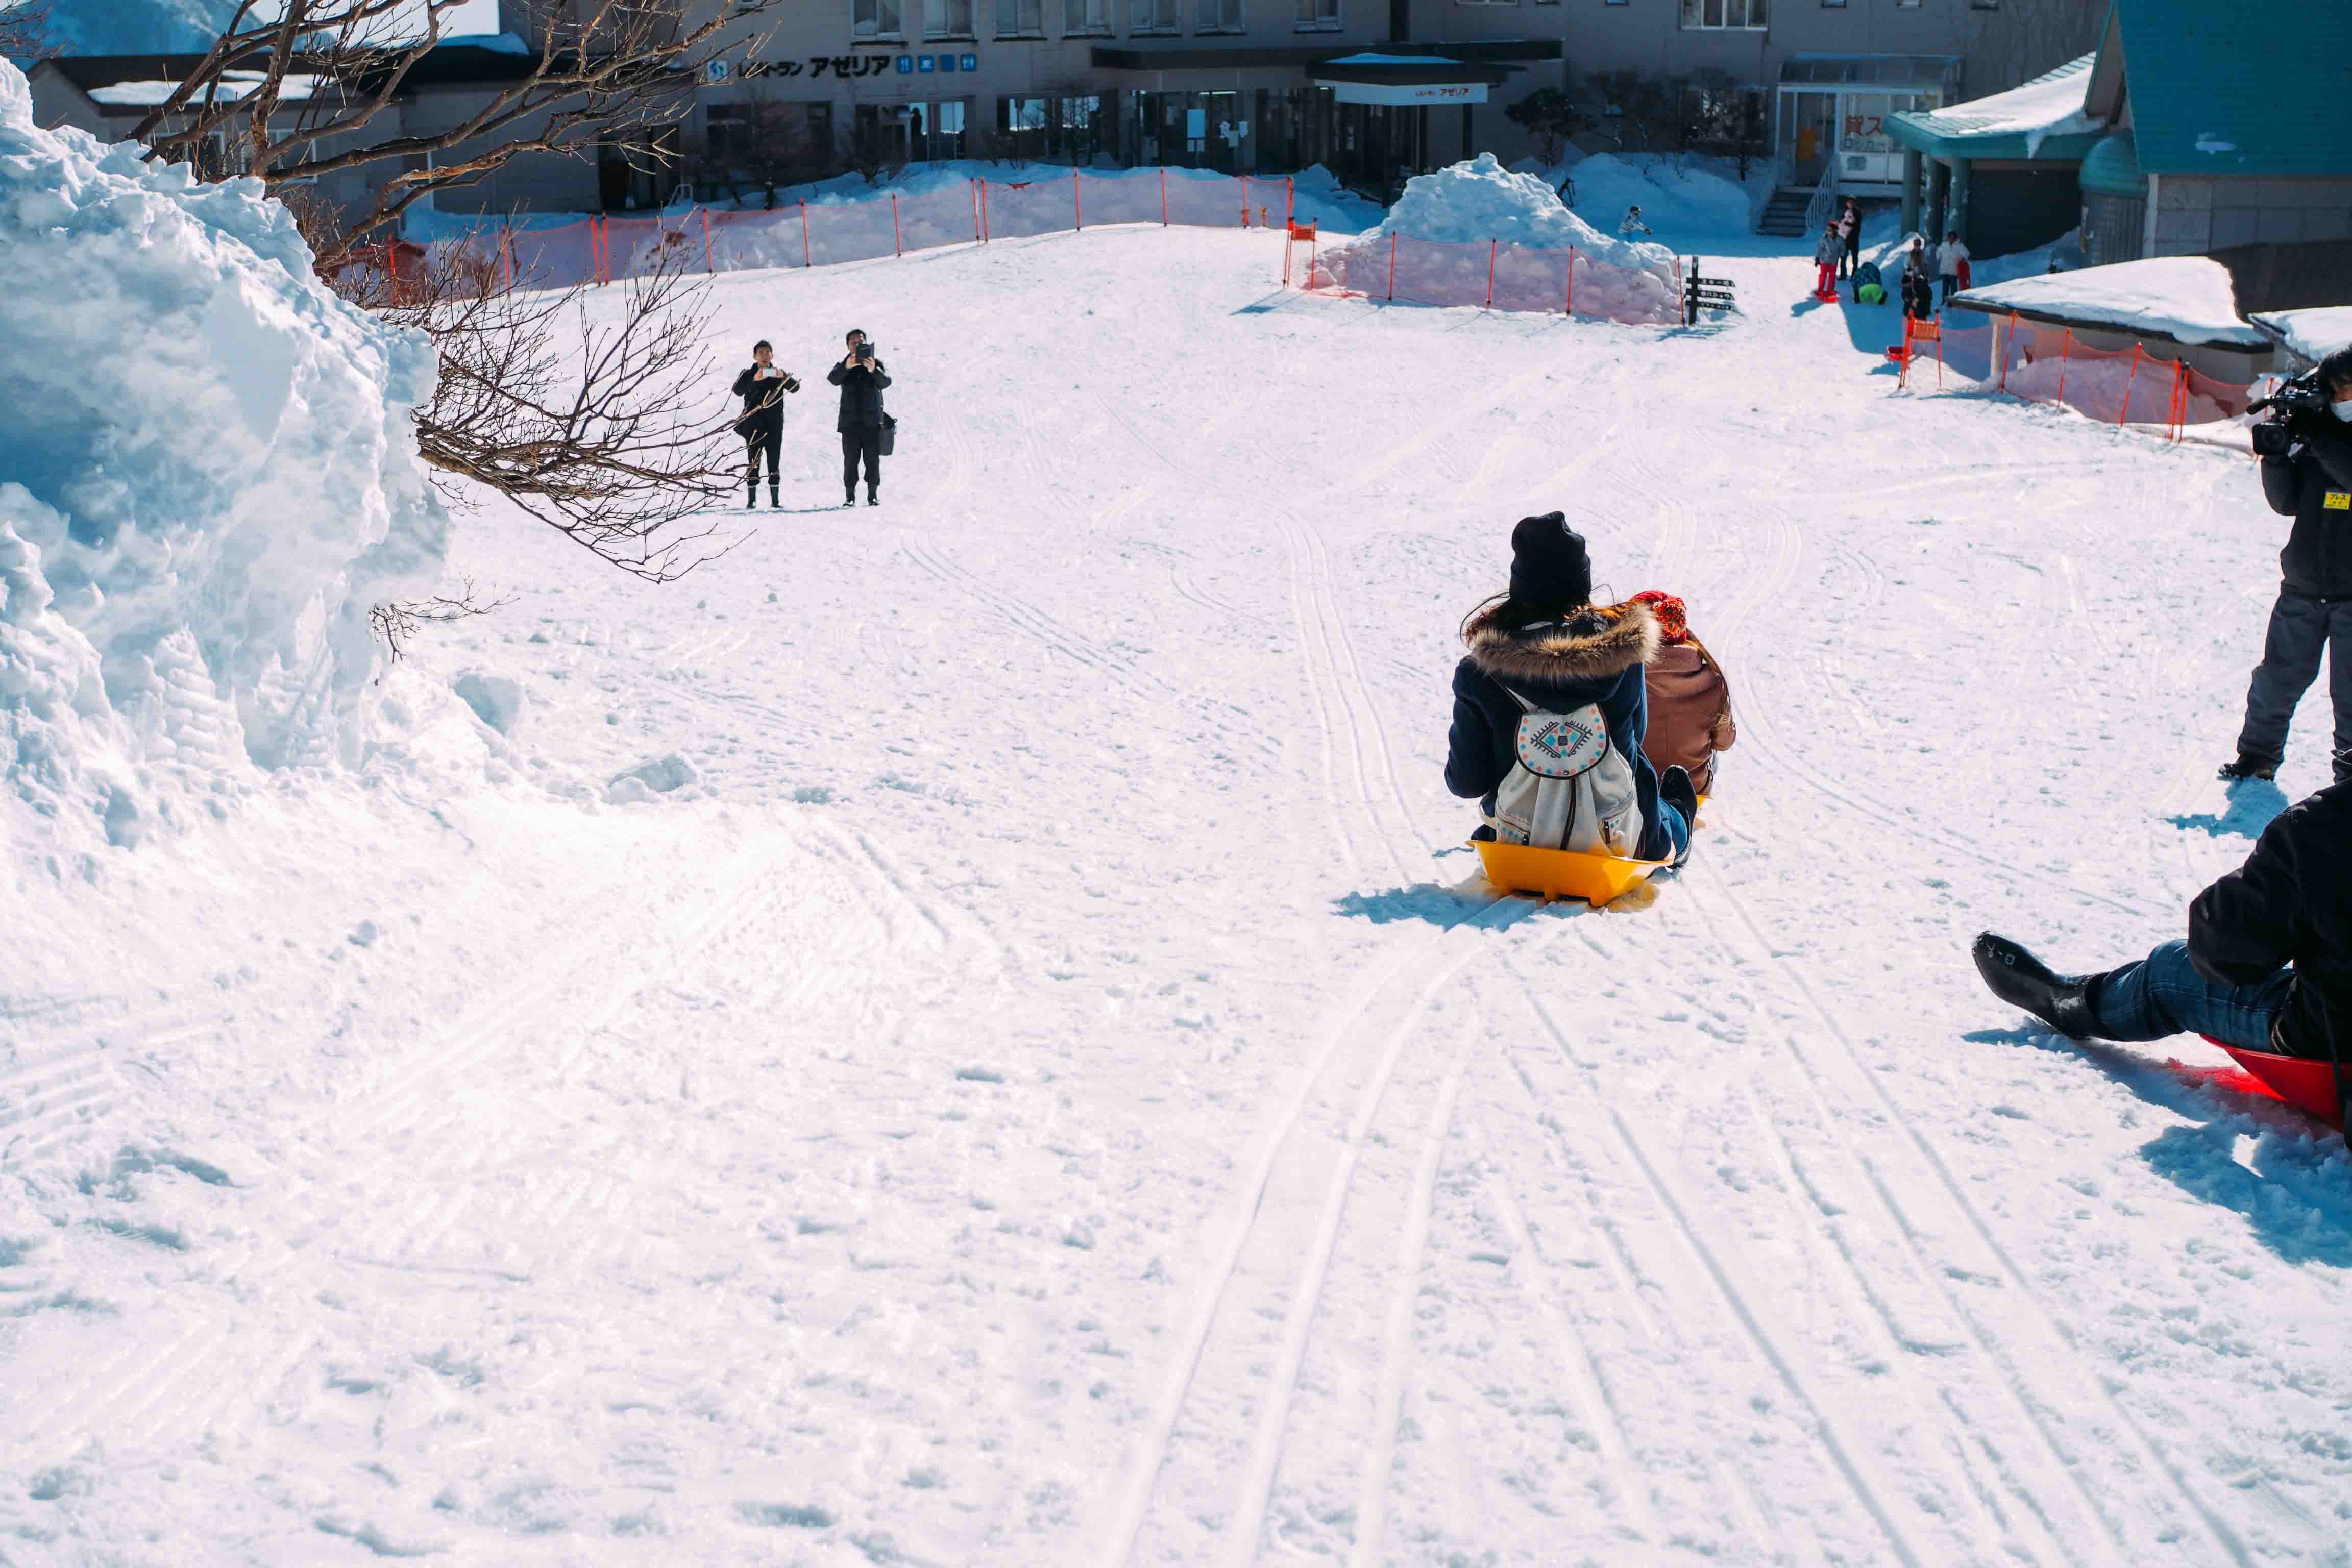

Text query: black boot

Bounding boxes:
[866,485,879,507]
[843,489,857,509]
[1658,764,1698,866]
[1972,934,2108,1039]
[2218,754,2276,782]
[747,486,757,511]
[769,485,780,509]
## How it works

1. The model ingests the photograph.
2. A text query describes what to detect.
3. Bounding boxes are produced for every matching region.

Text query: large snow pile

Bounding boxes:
[2252,306,2352,367]
[1520,151,1754,238]
[1954,256,2270,346]
[1322,153,1681,324]
[0,59,445,849]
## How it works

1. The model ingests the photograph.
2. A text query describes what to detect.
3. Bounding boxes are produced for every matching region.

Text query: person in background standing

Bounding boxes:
[730,340,797,510]
[827,328,891,508]
[1837,197,1861,280]
[1900,237,1937,320]
[1936,228,1971,310]
[1619,205,1652,237]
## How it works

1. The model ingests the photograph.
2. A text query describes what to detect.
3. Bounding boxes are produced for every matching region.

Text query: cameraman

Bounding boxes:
[2221,346,2352,787]
[730,340,797,510]
[827,328,891,508]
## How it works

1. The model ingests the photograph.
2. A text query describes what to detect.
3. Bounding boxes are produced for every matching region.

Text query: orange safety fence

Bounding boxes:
[1287,229,1682,327]
[1897,309,2263,444]
[422,172,1295,294]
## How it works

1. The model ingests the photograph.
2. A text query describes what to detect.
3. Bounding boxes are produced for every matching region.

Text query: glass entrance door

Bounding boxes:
[1778,89,1837,186]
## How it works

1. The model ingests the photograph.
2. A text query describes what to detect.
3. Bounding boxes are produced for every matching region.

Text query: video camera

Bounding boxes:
[2249,370,2330,457]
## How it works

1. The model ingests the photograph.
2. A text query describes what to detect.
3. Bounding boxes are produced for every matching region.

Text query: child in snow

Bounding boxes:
[1619,205,1652,237]
[1936,228,1971,309]
[1813,223,1843,298]
[1973,777,2351,1070]
[1446,513,1695,865]
[1900,238,1937,320]
[1629,592,1736,798]
[1837,198,1861,280]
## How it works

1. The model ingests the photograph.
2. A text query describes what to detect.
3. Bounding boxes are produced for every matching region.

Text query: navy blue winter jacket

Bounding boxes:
[1444,601,1672,861]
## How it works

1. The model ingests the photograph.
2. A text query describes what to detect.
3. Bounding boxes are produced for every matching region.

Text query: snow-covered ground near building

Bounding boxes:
[8,93,2352,1567]
[1956,254,2273,346]
[1514,149,1760,239]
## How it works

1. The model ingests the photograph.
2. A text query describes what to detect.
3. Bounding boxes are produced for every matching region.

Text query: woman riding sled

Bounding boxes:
[1445,512,1697,866]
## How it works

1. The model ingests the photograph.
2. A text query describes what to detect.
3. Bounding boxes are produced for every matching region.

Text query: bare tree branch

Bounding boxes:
[370,578,513,661]
[0,1,54,58]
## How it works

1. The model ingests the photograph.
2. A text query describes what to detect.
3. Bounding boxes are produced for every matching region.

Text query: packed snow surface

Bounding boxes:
[0,60,445,849]
[1897,52,2100,157]
[2253,305,2352,365]
[6,152,2352,1566]
[1957,254,2271,345]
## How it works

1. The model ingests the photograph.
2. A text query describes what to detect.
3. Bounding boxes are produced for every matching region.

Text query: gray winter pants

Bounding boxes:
[2235,589,2352,773]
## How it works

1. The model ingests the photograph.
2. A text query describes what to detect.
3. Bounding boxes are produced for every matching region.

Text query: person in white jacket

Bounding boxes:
[1935,229,1970,309]
[1619,205,1652,237]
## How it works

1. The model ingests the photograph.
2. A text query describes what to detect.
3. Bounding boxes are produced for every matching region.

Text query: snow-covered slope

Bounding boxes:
[4,169,2349,1564]
[0,59,446,850]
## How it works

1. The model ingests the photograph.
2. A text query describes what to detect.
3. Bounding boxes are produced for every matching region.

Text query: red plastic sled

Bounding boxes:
[2198,1035,2344,1128]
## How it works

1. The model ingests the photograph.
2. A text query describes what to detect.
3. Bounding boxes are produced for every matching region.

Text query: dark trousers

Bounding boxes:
[745,427,779,500]
[841,428,882,496]
[1940,273,1962,308]
[1838,232,1859,279]
[2235,590,2352,771]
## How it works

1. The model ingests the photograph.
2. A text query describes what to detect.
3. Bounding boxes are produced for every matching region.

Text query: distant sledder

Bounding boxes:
[1447,513,1697,903]
[1619,205,1653,237]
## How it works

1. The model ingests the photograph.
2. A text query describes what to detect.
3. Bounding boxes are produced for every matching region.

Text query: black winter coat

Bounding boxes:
[827,359,892,432]
[2259,422,2352,600]
[731,365,795,435]
[2190,777,2352,1064]
[1444,601,1674,862]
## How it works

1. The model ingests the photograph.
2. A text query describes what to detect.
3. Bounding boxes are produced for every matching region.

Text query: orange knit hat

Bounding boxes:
[1630,591,1689,644]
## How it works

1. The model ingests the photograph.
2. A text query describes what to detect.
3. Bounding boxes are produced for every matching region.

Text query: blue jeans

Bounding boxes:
[1657,802,1689,864]
[2092,939,2291,1052]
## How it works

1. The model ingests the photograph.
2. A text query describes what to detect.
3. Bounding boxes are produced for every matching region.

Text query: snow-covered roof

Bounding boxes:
[1952,256,2270,348]
[2251,306,2352,366]
[1319,53,1465,68]
[89,69,320,106]
[1886,53,2102,162]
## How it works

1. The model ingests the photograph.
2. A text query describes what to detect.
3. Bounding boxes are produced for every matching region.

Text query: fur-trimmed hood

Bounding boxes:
[1462,601,1660,685]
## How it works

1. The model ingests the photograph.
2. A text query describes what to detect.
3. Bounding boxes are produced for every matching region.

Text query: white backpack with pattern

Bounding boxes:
[1486,685,1644,856]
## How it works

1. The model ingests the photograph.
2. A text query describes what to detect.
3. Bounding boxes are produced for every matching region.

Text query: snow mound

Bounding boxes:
[1368,154,1672,274]
[0,59,446,849]
[1955,256,2269,347]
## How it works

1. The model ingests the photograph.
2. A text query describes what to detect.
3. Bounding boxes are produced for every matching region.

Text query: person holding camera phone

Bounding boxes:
[730,340,798,510]
[827,328,892,508]
[2221,346,2352,787]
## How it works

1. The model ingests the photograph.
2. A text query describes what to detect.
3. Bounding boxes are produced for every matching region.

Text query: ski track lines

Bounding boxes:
[0,1042,121,1170]
[1098,898,1531,1568]
[1679,856,2251,1565]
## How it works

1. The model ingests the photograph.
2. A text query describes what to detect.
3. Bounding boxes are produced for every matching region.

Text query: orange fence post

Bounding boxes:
[970,178,981,242]
[1286,176,1294,228]
[1387,232,1398,301]
[892,192,902,256]
[1564,245,1575,316]
[1160,167,1168,226]
[701,208,714,275]
[982,181,992,242]
[2121,344,2141,426]
[1485,239,1497,309]
[2055,328,2072,407]
[800,200,812,267]
[1998,311,2014,394]
[1074,172,1083,231]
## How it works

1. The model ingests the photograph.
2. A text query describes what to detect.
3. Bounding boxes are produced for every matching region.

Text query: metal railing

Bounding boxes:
[1802,167,1839,240]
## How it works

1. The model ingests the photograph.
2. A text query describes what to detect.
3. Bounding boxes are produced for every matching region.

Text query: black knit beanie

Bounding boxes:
[1508,511,1591,609]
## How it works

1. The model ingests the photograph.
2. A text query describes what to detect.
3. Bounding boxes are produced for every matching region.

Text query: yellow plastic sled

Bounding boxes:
[1473,838,1672,905]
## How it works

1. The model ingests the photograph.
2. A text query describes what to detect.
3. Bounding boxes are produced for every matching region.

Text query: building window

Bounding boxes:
[929,0,974,36]
[1064,0,1111,31]
[1296,0,1339,29]
[1198,0,1243,29]
[1133,0,1181,33]
[854,0,905,39]
[1679,0,1767,26]
[997,0,1044,33]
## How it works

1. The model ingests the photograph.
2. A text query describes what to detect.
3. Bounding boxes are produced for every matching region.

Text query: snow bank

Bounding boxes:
[1520,151,1754,238]
[1317,154,1681,324]
[2252,306,2352,367]
[0,59,446,849]
[1954,256,2268,347]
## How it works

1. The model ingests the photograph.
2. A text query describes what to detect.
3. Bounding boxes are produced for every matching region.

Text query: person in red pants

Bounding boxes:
[1812,222,1842,299]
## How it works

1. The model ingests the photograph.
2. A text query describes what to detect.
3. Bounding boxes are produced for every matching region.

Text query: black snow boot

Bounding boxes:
[866,486,880,507]
[2217,754,2276,782]
[1658,765,1698,866]
[769,485,780,509]
[746,485,757,510]
[843,489,857,508]
[1972,934,2109,1040]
